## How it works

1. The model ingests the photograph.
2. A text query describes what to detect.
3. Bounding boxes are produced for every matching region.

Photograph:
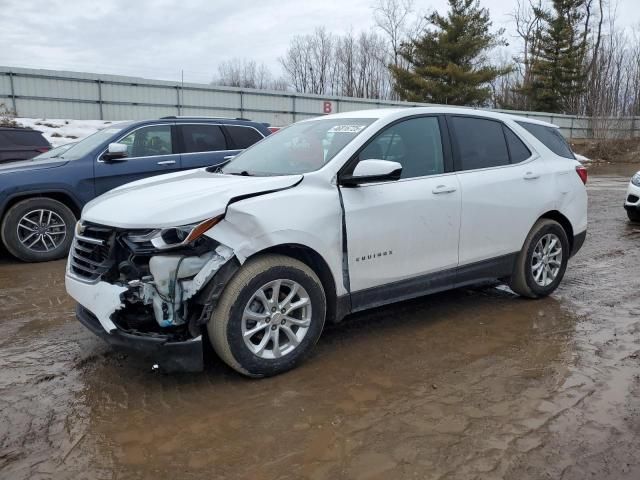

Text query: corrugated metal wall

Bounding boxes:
[1,66,638,139]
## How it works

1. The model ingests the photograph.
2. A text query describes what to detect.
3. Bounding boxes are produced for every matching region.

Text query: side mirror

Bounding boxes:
[102,143,129,162]
[340,159,402,186]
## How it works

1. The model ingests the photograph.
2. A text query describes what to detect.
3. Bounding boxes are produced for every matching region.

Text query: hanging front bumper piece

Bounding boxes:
[74,304,204,372]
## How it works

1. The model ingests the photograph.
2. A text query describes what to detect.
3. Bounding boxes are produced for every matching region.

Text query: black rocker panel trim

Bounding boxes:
[349,252,518,313]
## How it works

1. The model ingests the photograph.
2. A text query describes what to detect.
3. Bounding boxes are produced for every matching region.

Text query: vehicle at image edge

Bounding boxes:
[624,171,640,222]
[0,127,51,164]
[0,117,270,262]
[64,107,588,377]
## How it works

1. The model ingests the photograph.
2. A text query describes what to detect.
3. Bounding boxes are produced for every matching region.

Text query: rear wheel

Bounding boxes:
[627,208,640,223]
[509,219,569,299]
[1,198,76,262]
[208,254,326,377]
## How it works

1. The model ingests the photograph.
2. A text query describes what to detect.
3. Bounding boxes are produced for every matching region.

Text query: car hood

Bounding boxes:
[0,157,68,174]
[82,169,303,229]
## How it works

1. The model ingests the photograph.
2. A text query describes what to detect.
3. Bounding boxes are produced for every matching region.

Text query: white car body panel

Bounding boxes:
[625,174,640,210]
[82,169,303,228]
[207,175,346,295]
[455,154,555,265]
[65,272,127,332]
[341,172,461,291]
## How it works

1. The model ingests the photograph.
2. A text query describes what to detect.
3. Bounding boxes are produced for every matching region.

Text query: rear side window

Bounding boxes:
[451,117,510,171]
[516,122,574,159]
[503,126,531,163]
[225,125,264,149]
[0,130,48,147]
[180,125,226,153]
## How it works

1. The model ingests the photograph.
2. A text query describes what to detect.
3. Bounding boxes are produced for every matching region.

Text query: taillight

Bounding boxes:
[268,127,280,134]
[576,165,588,185]
[36,147,51,153]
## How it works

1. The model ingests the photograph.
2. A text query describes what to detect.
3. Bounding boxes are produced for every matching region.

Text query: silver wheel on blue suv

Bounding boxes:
[1,198,76,262]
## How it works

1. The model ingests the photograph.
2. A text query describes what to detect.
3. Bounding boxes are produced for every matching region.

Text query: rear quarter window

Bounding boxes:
[516,122,575,159]
[225,125,264,149]
[503,126,531,163]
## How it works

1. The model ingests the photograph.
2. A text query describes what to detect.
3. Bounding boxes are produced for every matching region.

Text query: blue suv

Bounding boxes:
[0,117,271,262]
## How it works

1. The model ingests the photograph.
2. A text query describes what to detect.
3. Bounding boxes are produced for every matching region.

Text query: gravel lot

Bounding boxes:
[1,164,639,480]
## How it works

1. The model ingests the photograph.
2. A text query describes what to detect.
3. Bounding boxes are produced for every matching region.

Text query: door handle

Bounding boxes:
[157,160,176,166]
[223,155,236,160]
[432,184,457,194]
[523,171,540,180]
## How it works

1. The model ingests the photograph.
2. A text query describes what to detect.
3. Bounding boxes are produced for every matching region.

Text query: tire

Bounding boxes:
[627,209,640,223]
[208,254,326,377]
[1,198,76,263]
[509,219,570,299]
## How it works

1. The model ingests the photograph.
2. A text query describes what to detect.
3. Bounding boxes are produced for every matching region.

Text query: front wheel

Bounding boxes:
[509,219,570,299]
[1,198,76,262]
[627,208,640,223]
[208,254,326,377]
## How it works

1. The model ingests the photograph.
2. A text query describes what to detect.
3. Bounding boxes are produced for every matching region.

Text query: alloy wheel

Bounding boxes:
[531,233,563,287]
[16,209,67,252]
[241,279,312,360]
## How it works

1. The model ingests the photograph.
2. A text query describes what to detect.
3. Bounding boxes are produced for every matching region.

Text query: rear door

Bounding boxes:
[178,123,233,170]
[450,115,551,269]
[94,123,181,195]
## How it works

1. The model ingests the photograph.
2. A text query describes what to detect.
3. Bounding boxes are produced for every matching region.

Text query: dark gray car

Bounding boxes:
[0,127,51,164]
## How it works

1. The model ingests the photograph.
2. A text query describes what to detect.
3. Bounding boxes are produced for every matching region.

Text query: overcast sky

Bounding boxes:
[1,0,638,84]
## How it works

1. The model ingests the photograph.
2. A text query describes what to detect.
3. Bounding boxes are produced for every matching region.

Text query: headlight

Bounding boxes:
[632,173,640,187]
[127,215,224,250]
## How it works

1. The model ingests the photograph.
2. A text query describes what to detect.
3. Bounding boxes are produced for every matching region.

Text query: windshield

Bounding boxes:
[221,118,375,176]
[59,126,126,160]
[33,142,75,160]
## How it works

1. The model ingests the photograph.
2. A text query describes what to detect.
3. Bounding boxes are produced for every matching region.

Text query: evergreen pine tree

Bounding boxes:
[390,0,510,106]
[523,0,588,113]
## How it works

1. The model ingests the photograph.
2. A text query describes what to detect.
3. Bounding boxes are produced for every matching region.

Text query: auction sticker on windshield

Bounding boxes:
[328,125,367,133]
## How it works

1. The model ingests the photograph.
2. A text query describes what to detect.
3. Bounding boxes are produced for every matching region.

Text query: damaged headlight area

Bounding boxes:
[69,218,235,338]
[125,215,224,251]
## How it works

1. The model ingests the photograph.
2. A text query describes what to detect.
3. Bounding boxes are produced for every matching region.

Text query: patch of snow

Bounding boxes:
[15,118,129,147]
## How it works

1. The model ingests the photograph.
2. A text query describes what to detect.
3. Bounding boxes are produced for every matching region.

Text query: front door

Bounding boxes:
[94,124,181,195]
[340,116,461,308]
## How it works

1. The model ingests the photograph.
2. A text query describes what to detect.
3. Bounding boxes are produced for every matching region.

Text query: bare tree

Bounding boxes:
[212,58,286,90]
[279,28,335,94]
[280,27,394,99]
[372,0,414,68]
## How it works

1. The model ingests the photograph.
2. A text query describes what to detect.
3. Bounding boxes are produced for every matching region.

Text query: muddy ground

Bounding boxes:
[1,165,639,480]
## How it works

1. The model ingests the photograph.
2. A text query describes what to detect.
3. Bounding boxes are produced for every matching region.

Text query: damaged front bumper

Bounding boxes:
[65,221,236,373]
[75,303,204,372]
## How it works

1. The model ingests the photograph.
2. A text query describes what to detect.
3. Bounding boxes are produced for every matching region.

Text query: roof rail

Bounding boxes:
[160,115,253,121]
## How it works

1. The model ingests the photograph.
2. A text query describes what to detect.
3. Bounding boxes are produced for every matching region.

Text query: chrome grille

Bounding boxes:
[70,223,114,281]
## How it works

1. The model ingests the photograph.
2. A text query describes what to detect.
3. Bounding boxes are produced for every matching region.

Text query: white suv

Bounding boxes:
[65,107,588,376]
[625,172,640,222]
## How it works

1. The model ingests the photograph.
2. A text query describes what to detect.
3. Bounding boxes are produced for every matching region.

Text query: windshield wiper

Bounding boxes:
[227,170,253,176]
